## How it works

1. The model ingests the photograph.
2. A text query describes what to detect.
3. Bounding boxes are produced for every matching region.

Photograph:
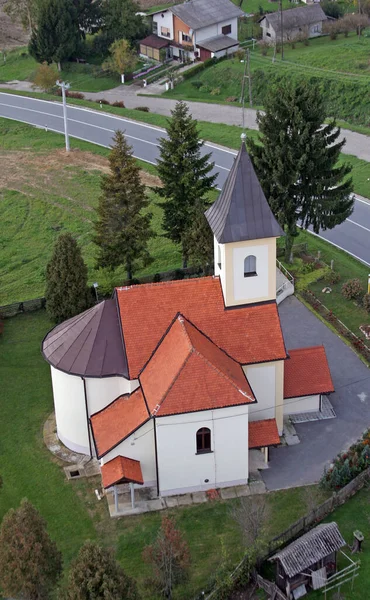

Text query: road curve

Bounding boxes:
[0,92,369,266]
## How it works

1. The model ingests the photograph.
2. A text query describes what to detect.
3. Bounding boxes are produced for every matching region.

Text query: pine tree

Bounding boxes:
[45,232,92,323]
[156,101,217,267]
[102,0,149,45]
[93,130,154,280]
[61,541,138,600]
[247,81,354,263]
[29,0,79,69]
[0,499,62,600]
[185,198,214,275]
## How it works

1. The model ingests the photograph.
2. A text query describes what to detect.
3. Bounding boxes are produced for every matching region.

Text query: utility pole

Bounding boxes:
[246,48,252,107]
[56,80,70,152]
[279,0,284,60]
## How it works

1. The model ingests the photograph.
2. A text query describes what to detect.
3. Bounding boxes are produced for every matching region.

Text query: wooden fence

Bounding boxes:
[204,466,370,599]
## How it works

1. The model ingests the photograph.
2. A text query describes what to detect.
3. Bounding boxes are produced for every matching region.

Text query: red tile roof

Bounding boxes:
[284,346,334,399]
[101,456,143,488]
[90,388,149,458]
[249,419,280,448]
[116,277,286,379]
[140,314,255,416]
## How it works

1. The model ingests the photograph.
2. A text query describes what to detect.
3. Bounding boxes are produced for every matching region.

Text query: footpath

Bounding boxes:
[1,79,370,163]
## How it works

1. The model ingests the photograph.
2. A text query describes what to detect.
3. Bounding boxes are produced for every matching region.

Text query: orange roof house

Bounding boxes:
[42,143,334,501]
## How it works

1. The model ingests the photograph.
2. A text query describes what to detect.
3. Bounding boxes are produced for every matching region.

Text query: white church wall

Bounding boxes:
[155,405,249,496]
[85,376,139,416]
[284,394,320,416]
[244,363,276,422]
[101,419,156,487]
[51,366,90,455]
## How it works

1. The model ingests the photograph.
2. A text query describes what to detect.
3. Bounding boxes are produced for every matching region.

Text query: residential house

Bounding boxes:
[139,0,243,62]
[42,143,334,500]
[259,4,327,43]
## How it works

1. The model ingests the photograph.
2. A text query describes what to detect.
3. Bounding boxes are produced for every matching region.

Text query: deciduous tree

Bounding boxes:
[102,39,137,76]
[61,541,138,600]
[93,130,154,280]
[248,81,353,263]
[0,499,62,600]
[45,232,92,323]
[143,516,190,599]
[29,0,79,70]
[156,101,217,267]
[33,61,58,92]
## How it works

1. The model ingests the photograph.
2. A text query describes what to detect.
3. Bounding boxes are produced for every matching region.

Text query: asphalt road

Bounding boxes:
[1,92,369,266]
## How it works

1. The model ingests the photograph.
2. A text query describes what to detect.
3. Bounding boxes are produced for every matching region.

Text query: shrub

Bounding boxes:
[210,87,221,96]
[363,293,370,313]
[191,80,203,89]
[199,84,210,93]
[320,428,370,490]
[135,106,150,112]
[182,62,205,80]
[300,261,316,274]
[112,100,125,108]
[321,0,344,19]
[153,273,161,283]
[174,269,185,280]
[33,62,58,92]
[324,270,341,285]
[55,89,84,99]
[226,96,238,102]
[96,98,110,105]
[341,278,364,300]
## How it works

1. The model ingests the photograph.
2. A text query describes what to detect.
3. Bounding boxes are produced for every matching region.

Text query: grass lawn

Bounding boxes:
[0,310,329,598]
[279,229,370,344]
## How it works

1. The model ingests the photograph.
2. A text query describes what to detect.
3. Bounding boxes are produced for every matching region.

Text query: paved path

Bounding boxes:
[263,295,370,491]
[0,90,370,265]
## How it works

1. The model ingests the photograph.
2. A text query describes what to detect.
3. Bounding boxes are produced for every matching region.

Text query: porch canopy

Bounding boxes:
[249,419,280,449]
[101,455,144,489]
[139,34,170,50]
[197,35,239,53]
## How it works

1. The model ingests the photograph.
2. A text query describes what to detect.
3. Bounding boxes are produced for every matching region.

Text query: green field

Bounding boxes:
[0,309,329,598]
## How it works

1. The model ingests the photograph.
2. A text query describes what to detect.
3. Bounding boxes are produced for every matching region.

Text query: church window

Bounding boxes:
[196,427,211,453]
[244,255,257,277]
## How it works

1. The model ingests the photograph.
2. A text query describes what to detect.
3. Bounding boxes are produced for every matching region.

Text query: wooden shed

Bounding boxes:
[269,522,346,599]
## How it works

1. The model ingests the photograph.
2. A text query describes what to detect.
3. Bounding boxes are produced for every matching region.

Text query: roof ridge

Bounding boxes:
[153,350,193,415]
[193,348,254,402]
[116,276,217,293]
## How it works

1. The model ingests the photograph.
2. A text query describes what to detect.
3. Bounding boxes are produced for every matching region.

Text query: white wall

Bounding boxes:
[153,10,173,39]
[51,366,90,455]
[233,244,269,302]
[284,394,320,416]
[101,419,156,488]
[244,363,276,422]
[213,44,239,58]
[85,377,138,416]
[195,18,238,43]
[156,405,249,496]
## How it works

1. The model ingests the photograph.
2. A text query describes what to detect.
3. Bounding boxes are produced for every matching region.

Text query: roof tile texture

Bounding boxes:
[249,419,280,448]
[284,346,334,398]
[91,388,149,457]
[101,455,143,488]
[117,277,286,379]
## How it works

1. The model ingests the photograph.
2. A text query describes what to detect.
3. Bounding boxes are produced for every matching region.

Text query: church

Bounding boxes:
[42,143,334,498]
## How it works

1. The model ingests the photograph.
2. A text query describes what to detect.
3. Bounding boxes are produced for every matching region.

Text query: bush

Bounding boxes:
[112,100,125,108]
[320,429,370,490]
[55,89,85,99]
[191,80,203,89]
[321,0,344,19]
[135,106,150,112]
[324,270,341,285]
[182,62,206,80]
[341,278,364,300]
[210,87,221,96]
[300,261,316,274]
[363,293,370,313]
[153,273,161,283]
[225,96,238,102]
[96,98,110,105]
[33,62,58,92]
[199,84,210,93]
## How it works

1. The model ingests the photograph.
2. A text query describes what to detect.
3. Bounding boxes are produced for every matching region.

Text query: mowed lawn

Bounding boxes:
[0,310,329,598]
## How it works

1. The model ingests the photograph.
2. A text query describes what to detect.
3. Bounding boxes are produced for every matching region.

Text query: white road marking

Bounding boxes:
[346,218,370,233]
[306,229,370,267]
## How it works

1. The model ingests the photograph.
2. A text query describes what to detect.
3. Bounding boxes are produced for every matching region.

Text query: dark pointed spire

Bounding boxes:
[205,143,284,243]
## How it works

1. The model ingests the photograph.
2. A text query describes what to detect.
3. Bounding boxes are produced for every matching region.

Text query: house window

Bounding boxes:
[161,26,171,38]
[313,25,320,32]
[153,21,158,34]
[244,255,257,277]
[266,32,271,37]
[182,32,192,43]
[196,427,211,453]
[222,24,232,35]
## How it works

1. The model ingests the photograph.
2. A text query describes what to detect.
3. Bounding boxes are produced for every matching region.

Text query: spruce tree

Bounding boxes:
[93,130,154,280]
[61,541,138,600]
[247,81,354,263]
[0,499,62,600]
[45,232,92,323]
[29,0,79,69]
[185,198,214,275]
[156,101,217,267]
[102,0,149,45]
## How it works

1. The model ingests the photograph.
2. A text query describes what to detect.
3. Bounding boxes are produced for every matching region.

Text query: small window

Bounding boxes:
[196,427,211,454]
[222,24,232,35]
[161,26,171,37]
[182,32,192,43]
[266,32,271,37]
[152,21,158,34]
[244,255,257,277]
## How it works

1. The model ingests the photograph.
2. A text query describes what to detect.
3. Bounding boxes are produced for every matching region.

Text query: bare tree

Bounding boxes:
[230,494,270,549]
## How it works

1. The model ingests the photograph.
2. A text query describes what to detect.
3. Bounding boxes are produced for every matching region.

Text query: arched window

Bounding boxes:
[244,255,257,277]
[196,427,211,454]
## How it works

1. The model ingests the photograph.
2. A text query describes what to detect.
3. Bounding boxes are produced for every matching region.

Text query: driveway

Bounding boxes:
[262,295,370,491]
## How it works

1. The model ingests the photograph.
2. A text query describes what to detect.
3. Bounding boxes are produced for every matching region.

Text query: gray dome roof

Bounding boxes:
[42,299,128,378]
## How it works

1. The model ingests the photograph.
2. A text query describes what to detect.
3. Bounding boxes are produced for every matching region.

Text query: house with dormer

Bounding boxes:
[139,0,243,62]
[42,143,334,501]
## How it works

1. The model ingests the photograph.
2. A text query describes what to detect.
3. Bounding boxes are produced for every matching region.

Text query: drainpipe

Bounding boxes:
[81,376,93,458]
